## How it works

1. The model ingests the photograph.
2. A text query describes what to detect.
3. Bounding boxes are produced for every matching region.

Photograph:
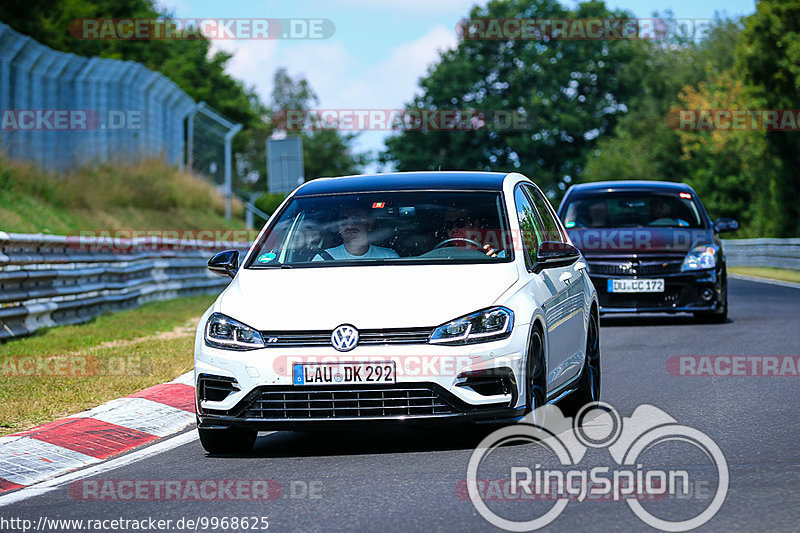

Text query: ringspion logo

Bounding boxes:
[466,403,728,531]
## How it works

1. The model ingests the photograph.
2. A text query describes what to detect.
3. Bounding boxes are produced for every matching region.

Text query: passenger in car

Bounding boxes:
[314,206,399,260]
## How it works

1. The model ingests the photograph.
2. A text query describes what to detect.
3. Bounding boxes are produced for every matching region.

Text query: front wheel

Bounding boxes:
[198,426,257,454]
[524,327,547,426]
[561,311,601,417]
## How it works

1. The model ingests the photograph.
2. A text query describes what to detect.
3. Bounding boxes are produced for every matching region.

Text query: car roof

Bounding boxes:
[566,180,695,193]
[293,171,512,196]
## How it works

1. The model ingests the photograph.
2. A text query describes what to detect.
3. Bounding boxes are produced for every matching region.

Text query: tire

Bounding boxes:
[524,325,547,426]
[561,310,601,417]
[694,270,728,324]
[198,426,257,454]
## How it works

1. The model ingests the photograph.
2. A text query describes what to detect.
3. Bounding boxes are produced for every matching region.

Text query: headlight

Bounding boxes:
[205,313,265,350]
[429,307,514,345]
[682,245,718,271]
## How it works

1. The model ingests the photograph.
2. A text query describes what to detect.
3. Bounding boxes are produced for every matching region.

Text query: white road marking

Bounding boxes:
[0,431,198,507]
[170,370,194,385]
[729,273,800,289]
[0,429,278,507]
[0,438,100,486]
[88,398,194,437]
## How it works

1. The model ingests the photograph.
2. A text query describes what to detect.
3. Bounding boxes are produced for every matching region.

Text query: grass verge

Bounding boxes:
[0,156,246,234]
[0,294,215,435]
[729,266,800,284]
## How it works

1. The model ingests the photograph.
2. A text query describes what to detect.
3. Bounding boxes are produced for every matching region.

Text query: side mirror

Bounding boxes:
[208,250,239,279]
[714,218,739,233]
[533,241,581,273]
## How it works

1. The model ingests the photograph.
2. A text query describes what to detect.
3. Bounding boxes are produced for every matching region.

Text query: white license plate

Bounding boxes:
[293,362,396,385]
[607,278,665,293]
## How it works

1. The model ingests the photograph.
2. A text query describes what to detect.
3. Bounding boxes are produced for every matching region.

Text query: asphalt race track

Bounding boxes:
[4,278,799,532]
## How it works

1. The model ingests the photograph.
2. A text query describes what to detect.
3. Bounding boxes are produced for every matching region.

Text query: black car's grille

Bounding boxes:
[240,385,457,419]
[258,328,433,347]
[587,257,684,276]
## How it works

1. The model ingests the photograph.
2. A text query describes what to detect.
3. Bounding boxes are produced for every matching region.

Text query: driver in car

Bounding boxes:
[314,206,399,261]
[441,208,501,257]
[649,199,689,227]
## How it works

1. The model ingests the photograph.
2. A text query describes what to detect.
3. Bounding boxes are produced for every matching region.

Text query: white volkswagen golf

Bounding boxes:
[194,171,600,453]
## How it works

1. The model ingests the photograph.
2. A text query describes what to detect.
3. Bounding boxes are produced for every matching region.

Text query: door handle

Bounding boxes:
[559,272,573,283]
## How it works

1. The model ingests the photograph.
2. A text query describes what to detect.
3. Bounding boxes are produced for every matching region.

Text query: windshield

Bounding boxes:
[561,191,705,229]
[247,191,513,267]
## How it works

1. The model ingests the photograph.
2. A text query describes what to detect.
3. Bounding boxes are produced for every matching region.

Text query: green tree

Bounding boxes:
[1,0,258,127]
[268,68,369,182]
[736,0,800,236]
[583,16,743,184]
[382,0,639,196]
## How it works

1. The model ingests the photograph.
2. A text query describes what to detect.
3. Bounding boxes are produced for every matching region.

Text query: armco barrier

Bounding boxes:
[0,232,250,341]
[722,238,800,271]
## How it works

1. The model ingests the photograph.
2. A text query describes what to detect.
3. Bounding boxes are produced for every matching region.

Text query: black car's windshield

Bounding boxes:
[247,191,513,267]
[561,191,705,229]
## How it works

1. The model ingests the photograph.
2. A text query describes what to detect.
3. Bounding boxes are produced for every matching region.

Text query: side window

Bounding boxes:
[524,185,565,243]
[514,187,544,268]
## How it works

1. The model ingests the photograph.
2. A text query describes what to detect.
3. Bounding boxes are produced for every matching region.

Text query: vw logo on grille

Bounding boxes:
[331,324,359,352]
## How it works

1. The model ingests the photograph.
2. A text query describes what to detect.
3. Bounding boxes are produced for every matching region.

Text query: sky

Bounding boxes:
[156,0,757,169]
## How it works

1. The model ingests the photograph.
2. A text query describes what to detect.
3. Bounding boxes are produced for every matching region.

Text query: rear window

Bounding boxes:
[561,191,705,229]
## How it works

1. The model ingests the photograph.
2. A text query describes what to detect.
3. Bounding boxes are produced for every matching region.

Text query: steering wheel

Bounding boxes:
[432,237,484,251]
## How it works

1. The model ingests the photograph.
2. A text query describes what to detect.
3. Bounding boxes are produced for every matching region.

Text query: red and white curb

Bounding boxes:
[0,372,195,494]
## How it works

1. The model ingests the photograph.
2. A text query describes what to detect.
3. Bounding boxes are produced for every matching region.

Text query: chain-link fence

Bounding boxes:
[0,20,242,202]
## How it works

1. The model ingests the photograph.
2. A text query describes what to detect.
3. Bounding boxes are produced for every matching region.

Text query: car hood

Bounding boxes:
[567,227,714,256]
[218,263,519,330]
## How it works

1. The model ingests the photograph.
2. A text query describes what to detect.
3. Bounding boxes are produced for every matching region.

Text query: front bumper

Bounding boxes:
[194,323,530,429]
[590,268,723,314]
[197,382,522,431]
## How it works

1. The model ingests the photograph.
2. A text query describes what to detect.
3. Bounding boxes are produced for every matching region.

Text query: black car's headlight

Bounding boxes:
[682,244,718,271]
[205,313,265,350]
[429,307,514,345]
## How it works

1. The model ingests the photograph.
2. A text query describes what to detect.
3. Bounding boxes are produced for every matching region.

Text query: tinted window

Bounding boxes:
[247,191,513,267]
[561,191,705,229]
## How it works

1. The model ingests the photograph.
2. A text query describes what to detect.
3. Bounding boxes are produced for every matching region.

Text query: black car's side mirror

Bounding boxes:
[533,241,581,273]
[714,218,739,233]
[208,250,239,279]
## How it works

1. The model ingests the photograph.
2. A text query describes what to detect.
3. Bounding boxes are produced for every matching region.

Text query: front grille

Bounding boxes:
[239,385,457,419]
[587,258,683,276]
[259,327,433,348]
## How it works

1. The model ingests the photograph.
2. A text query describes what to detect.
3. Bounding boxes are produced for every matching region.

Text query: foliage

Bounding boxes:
[735,0,800,236]
[382,0,640,196]
[1,2,368,198]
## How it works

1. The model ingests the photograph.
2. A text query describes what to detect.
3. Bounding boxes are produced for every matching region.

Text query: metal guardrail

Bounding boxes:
[722,238,800,270]
[0,232,250,341]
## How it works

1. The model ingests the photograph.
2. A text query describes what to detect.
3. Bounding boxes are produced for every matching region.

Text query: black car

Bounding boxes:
[557,181,738,322]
